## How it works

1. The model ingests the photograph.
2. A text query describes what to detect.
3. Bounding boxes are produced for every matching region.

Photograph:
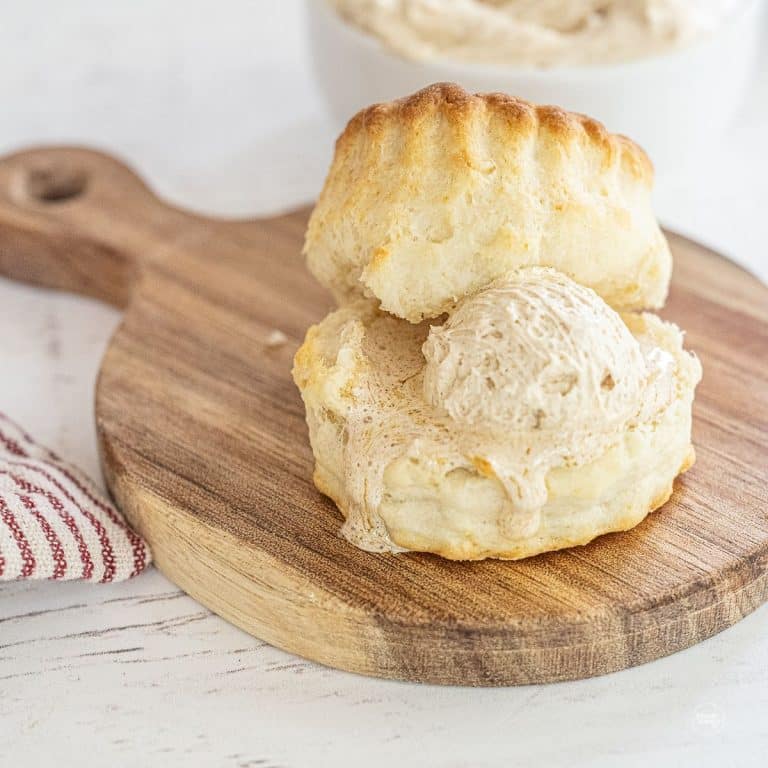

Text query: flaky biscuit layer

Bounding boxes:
[293,297,700,560]
[305,83,670,322]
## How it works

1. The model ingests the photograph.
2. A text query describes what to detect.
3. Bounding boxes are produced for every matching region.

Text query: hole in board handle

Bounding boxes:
[25,165,88,203]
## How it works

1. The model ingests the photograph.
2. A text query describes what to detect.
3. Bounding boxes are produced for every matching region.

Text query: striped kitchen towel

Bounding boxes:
[0,412,151,581]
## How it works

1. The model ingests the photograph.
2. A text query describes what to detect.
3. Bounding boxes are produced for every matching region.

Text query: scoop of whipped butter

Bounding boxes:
[423,267,657,433]
[328,0,736,67]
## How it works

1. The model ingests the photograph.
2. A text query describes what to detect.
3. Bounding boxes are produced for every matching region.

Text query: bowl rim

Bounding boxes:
[309,0,762,79]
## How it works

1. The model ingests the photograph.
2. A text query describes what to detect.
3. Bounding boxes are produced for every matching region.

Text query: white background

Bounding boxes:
[1,2,767,766]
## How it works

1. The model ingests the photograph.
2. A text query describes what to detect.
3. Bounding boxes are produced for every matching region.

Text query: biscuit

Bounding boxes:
[293,269,700,560]
[305,83,671,322]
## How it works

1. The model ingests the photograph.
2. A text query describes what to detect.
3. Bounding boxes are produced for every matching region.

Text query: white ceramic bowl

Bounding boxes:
[306,0,763,172]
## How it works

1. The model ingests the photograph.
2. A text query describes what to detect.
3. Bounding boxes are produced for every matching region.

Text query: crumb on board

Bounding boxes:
[265,329,289,348]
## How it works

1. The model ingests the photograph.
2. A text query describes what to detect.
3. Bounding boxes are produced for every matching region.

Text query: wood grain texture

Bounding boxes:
[0,146,766,686]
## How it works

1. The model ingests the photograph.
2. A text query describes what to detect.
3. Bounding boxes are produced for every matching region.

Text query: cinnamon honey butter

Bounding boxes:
[328,0,740,67]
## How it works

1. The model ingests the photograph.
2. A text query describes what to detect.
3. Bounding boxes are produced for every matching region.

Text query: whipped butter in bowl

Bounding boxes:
[328,0,737,68]
[307,0,762,168]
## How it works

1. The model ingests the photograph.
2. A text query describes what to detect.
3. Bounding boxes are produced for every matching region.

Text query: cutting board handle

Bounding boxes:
[0,146,192,309]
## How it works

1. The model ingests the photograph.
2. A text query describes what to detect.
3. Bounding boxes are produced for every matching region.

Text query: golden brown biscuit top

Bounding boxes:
[338,83,653,183]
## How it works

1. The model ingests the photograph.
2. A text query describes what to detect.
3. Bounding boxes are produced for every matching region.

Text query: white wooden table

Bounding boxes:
[2,3,767,765]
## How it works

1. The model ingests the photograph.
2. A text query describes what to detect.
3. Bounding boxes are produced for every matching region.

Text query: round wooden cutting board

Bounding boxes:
[1,147,767,686]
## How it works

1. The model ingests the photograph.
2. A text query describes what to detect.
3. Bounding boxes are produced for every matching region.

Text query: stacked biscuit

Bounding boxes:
[293,83,701,561]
